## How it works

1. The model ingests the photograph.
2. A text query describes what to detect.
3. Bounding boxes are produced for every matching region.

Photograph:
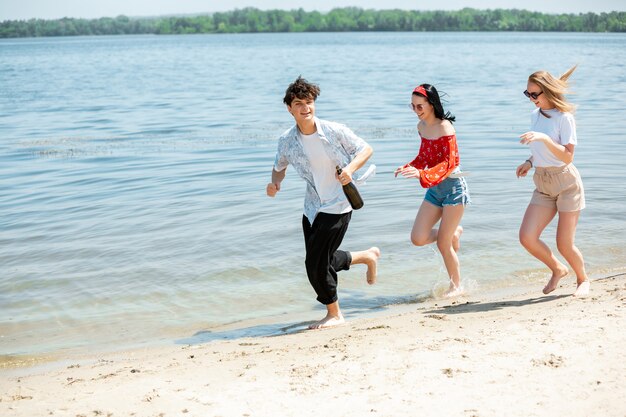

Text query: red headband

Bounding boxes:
[413,85,427,97]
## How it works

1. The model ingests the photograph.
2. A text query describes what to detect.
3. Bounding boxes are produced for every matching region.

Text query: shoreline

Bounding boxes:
[3,267,622,372]
[1,273,625,416]
[1,269,624,368]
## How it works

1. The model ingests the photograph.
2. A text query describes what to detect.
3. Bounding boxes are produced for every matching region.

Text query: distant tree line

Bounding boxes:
[1,7,625,38]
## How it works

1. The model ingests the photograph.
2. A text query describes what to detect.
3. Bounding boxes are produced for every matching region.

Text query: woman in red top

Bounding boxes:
[395,84,471,297]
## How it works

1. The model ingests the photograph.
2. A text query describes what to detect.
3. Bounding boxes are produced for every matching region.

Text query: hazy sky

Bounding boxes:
[1,0,625,20]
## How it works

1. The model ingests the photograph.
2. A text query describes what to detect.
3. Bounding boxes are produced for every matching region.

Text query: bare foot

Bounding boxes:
[308,314,345,330]
[542,266,569,295]
[452,226,463,252]
[573,280,590,297]
[443,282,464,298]
[365,247,381,285]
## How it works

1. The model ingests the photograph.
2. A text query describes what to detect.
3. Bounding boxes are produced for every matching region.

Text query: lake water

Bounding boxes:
[1,32,625,361]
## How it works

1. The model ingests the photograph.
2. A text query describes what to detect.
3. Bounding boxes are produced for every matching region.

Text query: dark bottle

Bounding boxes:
[336,166,364,210]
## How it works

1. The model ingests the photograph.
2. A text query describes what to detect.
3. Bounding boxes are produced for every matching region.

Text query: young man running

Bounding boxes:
[267,76,380,329]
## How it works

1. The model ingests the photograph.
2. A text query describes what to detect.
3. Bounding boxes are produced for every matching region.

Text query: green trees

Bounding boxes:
[1,8,624,38]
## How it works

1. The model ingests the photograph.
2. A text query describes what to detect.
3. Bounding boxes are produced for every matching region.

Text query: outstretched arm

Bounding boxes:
[266,168,286,197]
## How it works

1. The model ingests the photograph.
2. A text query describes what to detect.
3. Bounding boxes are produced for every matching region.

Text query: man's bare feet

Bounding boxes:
[308,314,345,330]
[365,247,381,285]
[573,280,590,297]
[350,247,381,285]
[542,265,569,294]
[452,226,463,252]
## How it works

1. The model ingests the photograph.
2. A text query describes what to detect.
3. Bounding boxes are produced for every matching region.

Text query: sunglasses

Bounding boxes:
[408,103,426,112]
[523,90,543,100]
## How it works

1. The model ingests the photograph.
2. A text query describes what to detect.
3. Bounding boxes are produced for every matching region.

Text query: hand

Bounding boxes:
[266,182,280,197]
[516,161,531,178]
[520,131,549,145]
[394,164,408,177]
[336,167,353,185]
[394,164,421,179]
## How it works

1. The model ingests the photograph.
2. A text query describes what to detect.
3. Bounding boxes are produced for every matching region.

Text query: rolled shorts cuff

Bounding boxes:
[424,177,471,208]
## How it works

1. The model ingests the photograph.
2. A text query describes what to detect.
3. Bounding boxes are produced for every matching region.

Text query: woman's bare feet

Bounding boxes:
[573,280,590,297]
[308,313,345,330]
[542,265,569,294]
[443,281,464,298]
[452,226,463,252]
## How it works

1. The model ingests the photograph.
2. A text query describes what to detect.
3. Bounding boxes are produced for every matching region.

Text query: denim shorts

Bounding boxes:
[424,176,471,207]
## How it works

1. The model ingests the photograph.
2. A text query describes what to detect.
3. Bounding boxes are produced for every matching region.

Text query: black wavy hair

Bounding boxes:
[413,84,456,123]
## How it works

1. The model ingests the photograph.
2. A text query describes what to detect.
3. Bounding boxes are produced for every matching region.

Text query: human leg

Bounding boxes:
[437,204,465,295]
[556,211,590,296]
[410,201,442,247]
[519,204,568,294]
[452,226,463,252]
[303,213,350,304]
[302,213,351,329]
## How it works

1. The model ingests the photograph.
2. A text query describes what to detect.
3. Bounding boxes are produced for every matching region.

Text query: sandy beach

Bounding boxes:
[1,273,625,417]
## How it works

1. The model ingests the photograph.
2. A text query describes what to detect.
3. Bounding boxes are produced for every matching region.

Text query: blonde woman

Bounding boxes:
[516,65,589,297]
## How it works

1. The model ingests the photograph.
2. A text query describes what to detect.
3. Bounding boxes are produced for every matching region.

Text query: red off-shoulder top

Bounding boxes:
[407,134,460,188]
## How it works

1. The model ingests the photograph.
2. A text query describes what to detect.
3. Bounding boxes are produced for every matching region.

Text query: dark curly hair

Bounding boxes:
[283,76,321,106]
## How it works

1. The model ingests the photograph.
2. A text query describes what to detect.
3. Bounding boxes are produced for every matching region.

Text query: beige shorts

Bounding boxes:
[530,164,585,212]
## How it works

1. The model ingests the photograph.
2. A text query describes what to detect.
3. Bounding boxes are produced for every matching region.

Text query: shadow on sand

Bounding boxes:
[423,294,570,315]
[174,291,425,346]
[175,322,307,346]
[174,292,572,346]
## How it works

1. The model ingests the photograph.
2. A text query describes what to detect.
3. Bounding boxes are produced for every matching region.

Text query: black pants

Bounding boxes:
[302,212,352,305]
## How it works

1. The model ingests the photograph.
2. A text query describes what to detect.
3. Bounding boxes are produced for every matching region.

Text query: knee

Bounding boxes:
[519,231,535,249]
[411,233,428,247]
[436,238,452,253]
[304,256,318,272]
[556,240,574,256]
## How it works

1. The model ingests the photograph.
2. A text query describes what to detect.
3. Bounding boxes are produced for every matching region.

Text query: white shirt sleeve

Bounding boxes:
[559,112,577,146]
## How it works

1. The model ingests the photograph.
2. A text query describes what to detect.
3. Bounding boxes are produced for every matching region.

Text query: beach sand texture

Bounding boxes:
[1,274,625,417]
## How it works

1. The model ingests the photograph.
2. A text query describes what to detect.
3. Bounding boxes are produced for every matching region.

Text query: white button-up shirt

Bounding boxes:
[274,117,369,223]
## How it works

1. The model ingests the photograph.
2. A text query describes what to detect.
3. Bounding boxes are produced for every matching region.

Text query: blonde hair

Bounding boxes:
[528,65,577,115]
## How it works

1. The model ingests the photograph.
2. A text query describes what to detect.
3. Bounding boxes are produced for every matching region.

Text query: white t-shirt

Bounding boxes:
[300,131,351,215]
[529,108,577,167]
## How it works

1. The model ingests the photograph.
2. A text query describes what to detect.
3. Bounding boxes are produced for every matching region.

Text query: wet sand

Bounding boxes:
[1,274,625,417]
